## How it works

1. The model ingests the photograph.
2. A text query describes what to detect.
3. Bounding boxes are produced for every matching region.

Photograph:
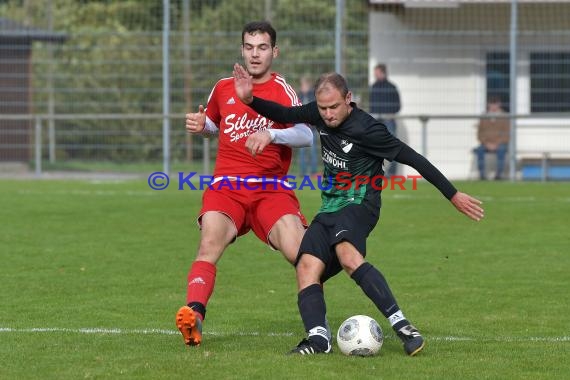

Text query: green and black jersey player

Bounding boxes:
[255,88,452,216]
[233,64,484,356]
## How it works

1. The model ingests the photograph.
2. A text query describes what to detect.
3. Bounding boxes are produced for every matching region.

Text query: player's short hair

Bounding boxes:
[315,72,349,98]
[242,21,277,47]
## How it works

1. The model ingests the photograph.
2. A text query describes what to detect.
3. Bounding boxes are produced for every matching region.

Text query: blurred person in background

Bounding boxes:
[474,95,510,180]
[369,63,401,177]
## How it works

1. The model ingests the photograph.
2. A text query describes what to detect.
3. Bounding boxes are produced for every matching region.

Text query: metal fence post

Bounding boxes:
[162,0,171,175]
[335,0,344,75]
[419,116,429,157]
[541,152,548,182]
[509,0,518,181]
[48,119,55,163]
[35,116,42,177]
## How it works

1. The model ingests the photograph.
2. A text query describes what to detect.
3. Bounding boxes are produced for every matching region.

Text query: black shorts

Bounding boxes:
[297,204,379,282]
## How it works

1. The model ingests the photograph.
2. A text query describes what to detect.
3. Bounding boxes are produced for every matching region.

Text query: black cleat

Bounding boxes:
[396,324,425,356]
[288,338,332,355]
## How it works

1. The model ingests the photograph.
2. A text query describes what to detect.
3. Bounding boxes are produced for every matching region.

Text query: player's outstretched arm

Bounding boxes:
[393,144,484,221]
[185,105,207,134]
[451,192,484,221]
[234,63,320,125]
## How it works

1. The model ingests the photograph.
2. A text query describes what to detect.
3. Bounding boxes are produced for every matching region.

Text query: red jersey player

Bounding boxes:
[176,21,314,347]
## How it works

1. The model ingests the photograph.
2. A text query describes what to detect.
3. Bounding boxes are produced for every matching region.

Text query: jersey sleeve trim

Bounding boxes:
[274,74,301,106]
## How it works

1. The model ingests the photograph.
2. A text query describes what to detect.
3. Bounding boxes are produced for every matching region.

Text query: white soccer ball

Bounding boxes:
[336,315,383,356]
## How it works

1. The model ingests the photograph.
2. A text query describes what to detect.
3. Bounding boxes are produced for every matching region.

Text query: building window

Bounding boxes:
[530,52,570,113]
[486,52,510,112]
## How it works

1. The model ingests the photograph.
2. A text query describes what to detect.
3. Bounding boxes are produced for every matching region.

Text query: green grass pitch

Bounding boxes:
[1,178,568,379]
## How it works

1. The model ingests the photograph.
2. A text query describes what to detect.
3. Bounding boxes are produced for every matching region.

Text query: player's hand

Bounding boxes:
[185,105,206,134]
[245,130,273,157]
[451,191,484,221]
[233,63,254,105]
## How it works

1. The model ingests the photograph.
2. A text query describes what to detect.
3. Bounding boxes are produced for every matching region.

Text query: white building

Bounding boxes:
[369,0,570,179]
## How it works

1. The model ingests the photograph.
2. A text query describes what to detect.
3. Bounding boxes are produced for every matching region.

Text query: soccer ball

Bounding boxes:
[336,315,383,356]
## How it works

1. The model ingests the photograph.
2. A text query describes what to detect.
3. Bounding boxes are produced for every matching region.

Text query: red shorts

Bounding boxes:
[198,181,308,245]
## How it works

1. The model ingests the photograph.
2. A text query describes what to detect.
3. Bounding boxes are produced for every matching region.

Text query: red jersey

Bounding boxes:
[205,73,301,178]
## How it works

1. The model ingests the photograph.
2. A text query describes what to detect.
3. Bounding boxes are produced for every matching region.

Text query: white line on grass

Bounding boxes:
[0,327,292,337]
[1,327,568,342]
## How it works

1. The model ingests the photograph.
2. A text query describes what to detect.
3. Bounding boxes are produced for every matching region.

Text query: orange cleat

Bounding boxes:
[176,306,203,346]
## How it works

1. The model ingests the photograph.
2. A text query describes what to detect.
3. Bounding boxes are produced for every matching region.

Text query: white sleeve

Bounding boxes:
[268,123,313,147]
[202,116,219,135]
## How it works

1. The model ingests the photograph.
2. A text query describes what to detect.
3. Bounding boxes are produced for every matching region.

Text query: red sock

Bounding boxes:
[186,260,217,320]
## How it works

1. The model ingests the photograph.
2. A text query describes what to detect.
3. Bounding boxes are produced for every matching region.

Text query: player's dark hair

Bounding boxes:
[242,21,277,47]
[315,72,349,98]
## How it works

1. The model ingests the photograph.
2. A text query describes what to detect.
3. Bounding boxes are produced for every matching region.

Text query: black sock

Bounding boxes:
[297,284,329,349]
[351,262,409,330]
[187,302,206,321]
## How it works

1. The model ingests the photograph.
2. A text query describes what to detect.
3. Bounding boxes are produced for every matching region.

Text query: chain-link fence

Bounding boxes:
[1,0,569,180]
[1,0,368,175]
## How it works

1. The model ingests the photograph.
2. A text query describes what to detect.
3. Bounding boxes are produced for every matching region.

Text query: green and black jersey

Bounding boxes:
[315,105,402,214]
[249,97,457,215]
